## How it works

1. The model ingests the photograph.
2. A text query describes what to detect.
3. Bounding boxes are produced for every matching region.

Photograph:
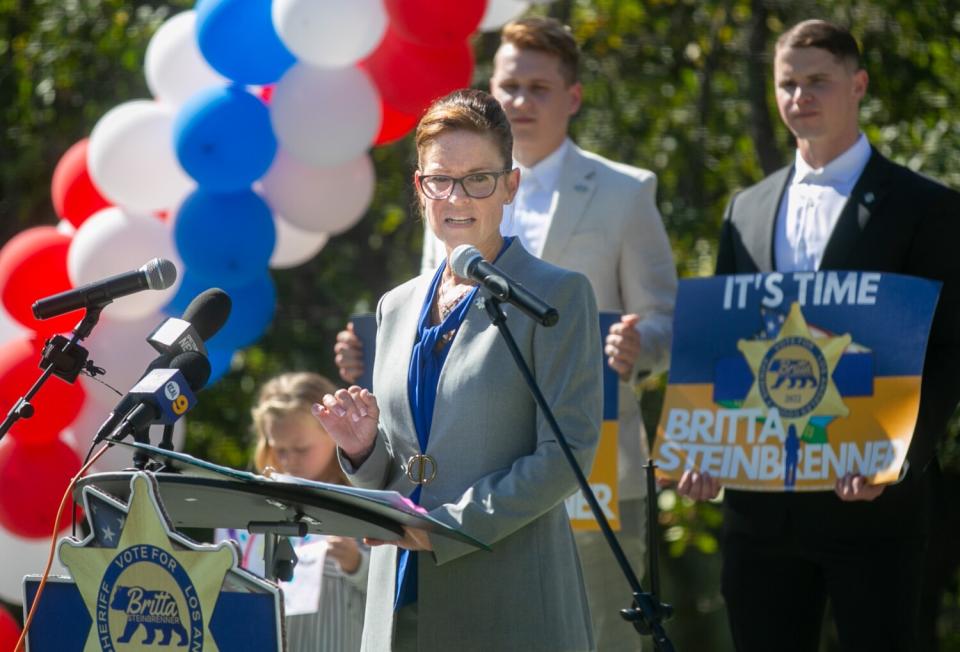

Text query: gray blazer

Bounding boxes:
[422,143,677,501]
[346,240,602,651]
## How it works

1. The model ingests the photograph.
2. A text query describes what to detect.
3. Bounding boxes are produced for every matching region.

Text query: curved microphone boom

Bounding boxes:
[32,258,177,320]
[451,245,559,327]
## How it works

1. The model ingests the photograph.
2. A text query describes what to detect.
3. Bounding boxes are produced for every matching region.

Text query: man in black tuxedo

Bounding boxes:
[679,19,960,652]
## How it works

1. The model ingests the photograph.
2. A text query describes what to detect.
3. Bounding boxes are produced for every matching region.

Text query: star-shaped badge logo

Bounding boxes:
[737,302,851,436]
[59,473,236,651]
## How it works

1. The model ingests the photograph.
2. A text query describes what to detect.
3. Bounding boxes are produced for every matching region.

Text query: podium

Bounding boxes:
[23,442,486,651]
[80,441,488,549]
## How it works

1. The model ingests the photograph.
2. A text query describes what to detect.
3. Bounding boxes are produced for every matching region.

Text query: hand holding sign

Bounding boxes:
[835,473,885,502]
[604,314,642,381]
[334,322,365,384]
[674,469,721,501]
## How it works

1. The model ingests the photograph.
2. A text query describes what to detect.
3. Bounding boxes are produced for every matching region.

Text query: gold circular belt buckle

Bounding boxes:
[405,453,437,485]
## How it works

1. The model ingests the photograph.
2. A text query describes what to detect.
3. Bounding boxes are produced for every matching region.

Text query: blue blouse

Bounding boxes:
[395,238,512,609]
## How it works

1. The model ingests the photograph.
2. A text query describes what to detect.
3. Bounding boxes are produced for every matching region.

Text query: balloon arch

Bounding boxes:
[0,0,543,612]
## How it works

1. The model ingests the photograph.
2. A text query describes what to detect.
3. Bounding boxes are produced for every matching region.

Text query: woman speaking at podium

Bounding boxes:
[314,89,603,651]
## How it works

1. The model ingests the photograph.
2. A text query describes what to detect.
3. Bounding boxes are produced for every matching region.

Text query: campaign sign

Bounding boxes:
[23,473,284,651]
[653,272,940,491]
[567,312,621,531]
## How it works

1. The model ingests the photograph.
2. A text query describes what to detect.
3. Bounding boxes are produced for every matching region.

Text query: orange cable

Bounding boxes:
[14,443,109,652]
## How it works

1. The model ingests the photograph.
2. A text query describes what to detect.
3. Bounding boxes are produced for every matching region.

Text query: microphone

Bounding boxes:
[107,350,211,444]
[451,244,559,327]
[92,290,232,444]
[32,258,178,320]
[147,288,232,356]
[91,354,175,444]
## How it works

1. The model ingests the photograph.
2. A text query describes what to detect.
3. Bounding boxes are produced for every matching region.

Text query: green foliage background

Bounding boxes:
[2,0,959,647]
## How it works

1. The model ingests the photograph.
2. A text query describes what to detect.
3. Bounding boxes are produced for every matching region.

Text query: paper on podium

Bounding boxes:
[80,441,490,551]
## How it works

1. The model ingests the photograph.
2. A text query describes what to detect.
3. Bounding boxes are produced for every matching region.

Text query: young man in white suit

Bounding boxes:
[336,17,677,651]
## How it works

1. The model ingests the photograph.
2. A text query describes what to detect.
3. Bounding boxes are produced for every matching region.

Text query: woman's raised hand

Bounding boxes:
[312,386,379,467]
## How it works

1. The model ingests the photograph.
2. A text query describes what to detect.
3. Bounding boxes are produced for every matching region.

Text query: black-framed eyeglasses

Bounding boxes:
[417,169,514,200]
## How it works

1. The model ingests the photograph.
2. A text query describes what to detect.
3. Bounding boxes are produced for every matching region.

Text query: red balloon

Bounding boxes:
[0,606,20,651]
[384,0,486,47]
[375,100,419,146]
[360,30,475,117]
[50,139,111,229]
[0,337,86,445]
[0,436,81,538]
[0,226,77,336]
[259,85,275,104]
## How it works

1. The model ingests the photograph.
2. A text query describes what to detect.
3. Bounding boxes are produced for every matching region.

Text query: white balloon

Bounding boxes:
[270,64,381,167]
[0,300,30,345]
[65,379,125,453]
[88,100,194,213]
[272,0,387,68]
[0,525,68,604]
[269,214,330,268]
[56,219,76,237]
[145,11,227,106]
[80,312,169,396]
[480,0,531,31]
[261,149,374,234]
[67,207,182,320]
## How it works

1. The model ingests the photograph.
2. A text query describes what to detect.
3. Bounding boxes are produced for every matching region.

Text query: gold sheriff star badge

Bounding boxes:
[737,302,851,436]
[59,473,235,652]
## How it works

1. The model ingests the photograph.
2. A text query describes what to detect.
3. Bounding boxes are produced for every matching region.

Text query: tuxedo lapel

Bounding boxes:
[819,149,894,270]
[540,146,597,262]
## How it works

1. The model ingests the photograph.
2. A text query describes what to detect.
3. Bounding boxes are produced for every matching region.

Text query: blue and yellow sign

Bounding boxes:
[653,272,940,491]
[567,312,621,531]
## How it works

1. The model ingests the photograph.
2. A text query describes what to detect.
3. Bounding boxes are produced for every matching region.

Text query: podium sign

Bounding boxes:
[23,473,284,651]
[653,272,940,491]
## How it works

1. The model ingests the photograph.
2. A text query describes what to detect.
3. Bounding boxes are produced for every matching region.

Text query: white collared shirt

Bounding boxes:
[500,138,570,257]
[774,133,872,272]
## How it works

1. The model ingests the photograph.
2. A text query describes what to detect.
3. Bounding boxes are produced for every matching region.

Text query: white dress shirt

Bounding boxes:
[500,138,570,257]
[774,133,872,272]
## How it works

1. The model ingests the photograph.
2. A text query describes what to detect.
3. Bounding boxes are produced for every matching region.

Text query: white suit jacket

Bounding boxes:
[422,143,677,500]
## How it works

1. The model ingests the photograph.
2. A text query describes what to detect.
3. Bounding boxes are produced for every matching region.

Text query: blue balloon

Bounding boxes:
[174,188,276,285]
[204,345,236,384]
[196,0,295,85]
[164,271,215,317]
[165,270,276,352]
[174,86,277,192]
[210,274,276,350]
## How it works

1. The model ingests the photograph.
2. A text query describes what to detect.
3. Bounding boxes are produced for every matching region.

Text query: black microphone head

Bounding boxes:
[141,258,178,291]
[181,288,232,341]
[451,244,482,278]
[168,350,212,392]
[145,351,176,374]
